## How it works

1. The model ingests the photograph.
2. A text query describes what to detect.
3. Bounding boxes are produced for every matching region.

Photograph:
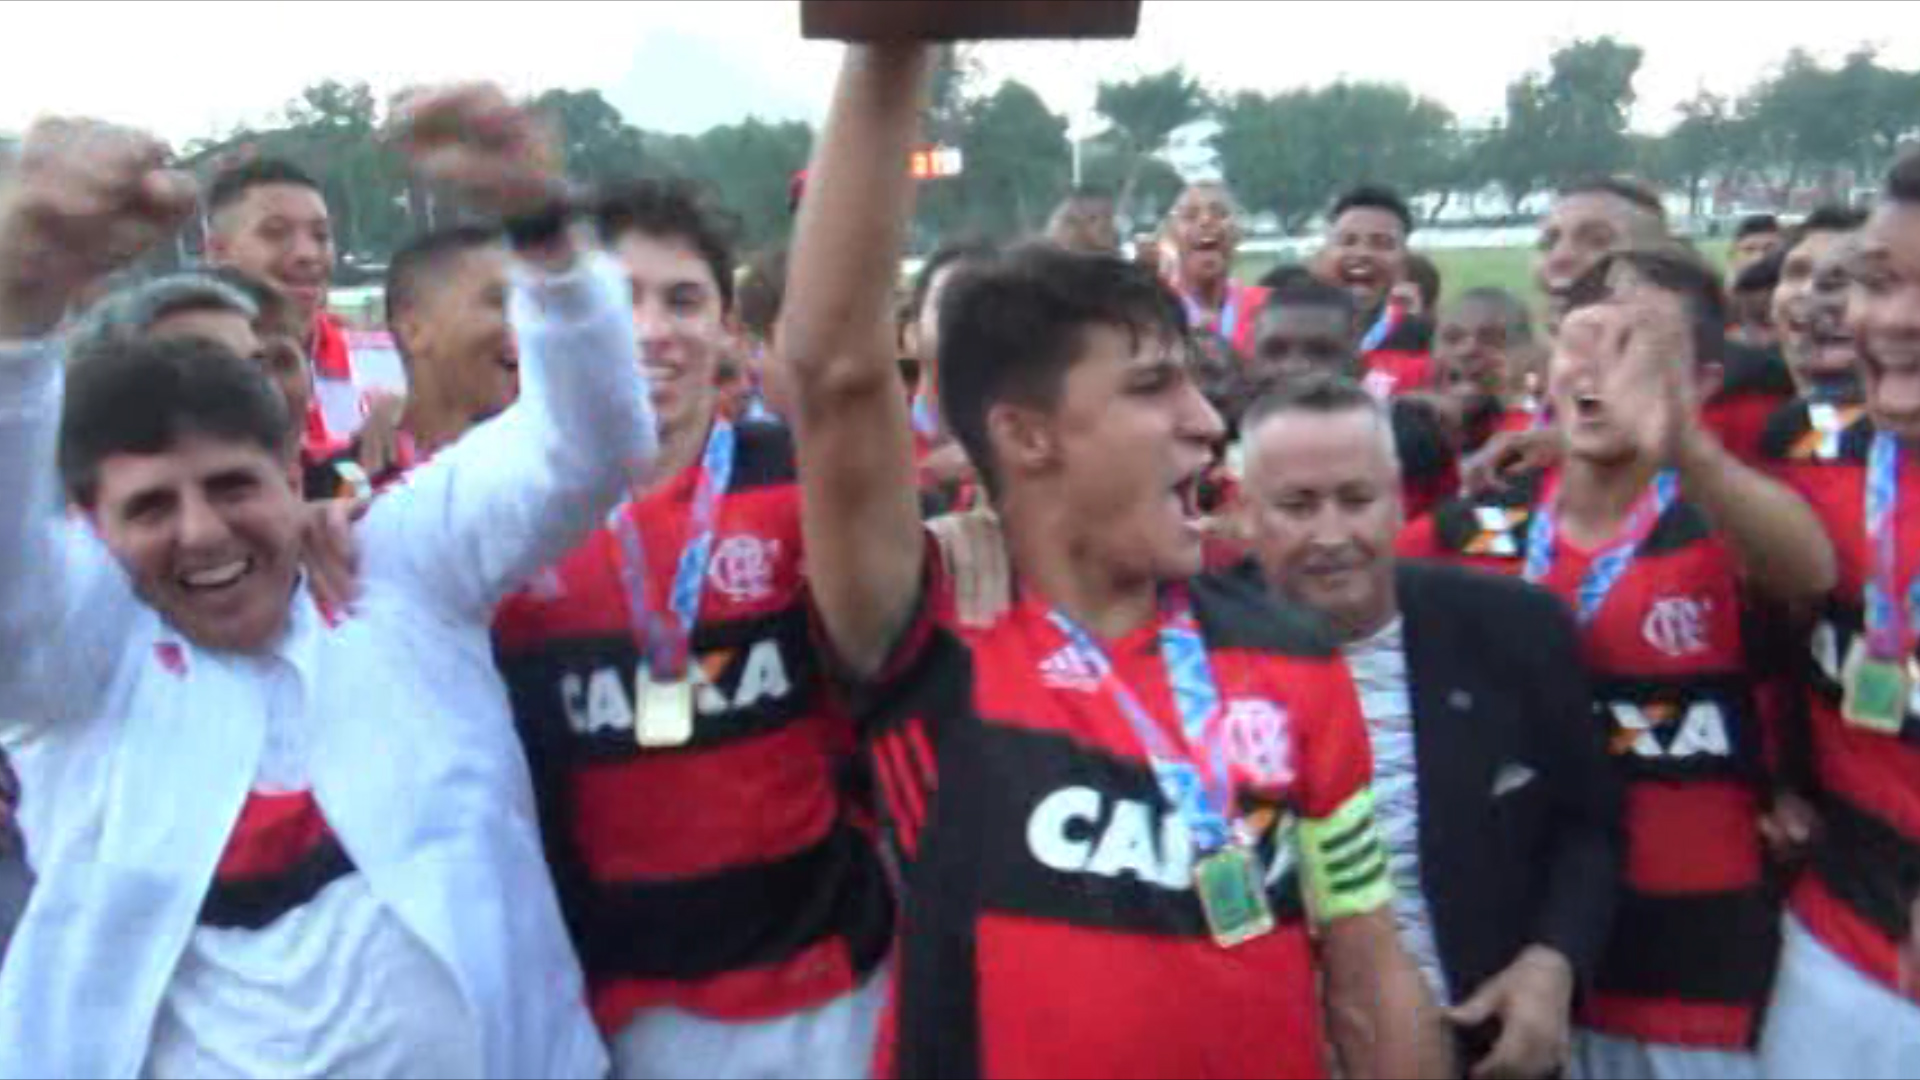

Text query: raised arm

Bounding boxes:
[0,120,196,724]
[776,46,935,677]
[356,87,657,623]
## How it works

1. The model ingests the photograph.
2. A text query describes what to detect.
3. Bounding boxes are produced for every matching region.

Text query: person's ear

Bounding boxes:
[988,402,1059,482]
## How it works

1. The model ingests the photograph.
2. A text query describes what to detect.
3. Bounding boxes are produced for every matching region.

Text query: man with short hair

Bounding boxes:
[1432,287,1543,452]
[1319,184,1433,394]
[1402,247,1838,1079]
[777,42,1449,1080]
[382,225,516,461]
[1731,214,1785,279]
[204,158,395,448]
[1238,377,1622,1080]
[1759,152,1920,1080]
[1767,208,1871,414]
[1046,186,1120,256]
[0,90,655,1078]
[1166,180,1269,358]
[493,177,895,1080]
[1534,177,1670,334]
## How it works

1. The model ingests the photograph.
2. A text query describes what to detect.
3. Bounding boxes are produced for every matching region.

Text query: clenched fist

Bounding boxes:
[0,118,196,337]
[388,84,564,220]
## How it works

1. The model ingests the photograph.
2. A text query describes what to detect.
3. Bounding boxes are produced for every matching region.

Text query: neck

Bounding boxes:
[643,403,717,495]
[399,398,468,459]
[1002,490,1159,640]
[1559,454,1664,538]
[1334,595,1400,646]
[1187,274,1228,311]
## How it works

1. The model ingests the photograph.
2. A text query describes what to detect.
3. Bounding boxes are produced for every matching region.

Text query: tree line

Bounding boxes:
[168,39,1919,266]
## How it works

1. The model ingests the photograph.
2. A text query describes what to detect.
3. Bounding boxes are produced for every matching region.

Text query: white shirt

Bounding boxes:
[1343,618,1451,1005]
[0,251,656,1079]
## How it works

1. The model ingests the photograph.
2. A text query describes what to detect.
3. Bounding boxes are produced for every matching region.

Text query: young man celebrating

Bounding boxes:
[1165,180,1268,359]
[1759,207,1871,467]
[778,40,1448,1080]
[1760,153,1920,1080]
[492,179,894,1080]
[1318,184,1432,395]
[1401,249,1838,1079]
[203,159,391,451]
[0,90,655,1078]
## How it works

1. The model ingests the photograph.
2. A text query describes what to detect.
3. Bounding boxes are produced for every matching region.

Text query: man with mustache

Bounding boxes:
[1237,376,1622,1080]
[1760,152,1920,1080]
[1402,247,1837,1079]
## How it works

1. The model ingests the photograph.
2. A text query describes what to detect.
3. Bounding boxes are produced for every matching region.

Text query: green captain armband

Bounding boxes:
[1298,789,1395,925]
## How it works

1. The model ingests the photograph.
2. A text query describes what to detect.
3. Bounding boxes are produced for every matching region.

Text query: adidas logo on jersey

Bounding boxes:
[1039,647,1102,693]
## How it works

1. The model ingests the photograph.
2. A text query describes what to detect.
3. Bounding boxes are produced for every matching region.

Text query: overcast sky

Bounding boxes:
[2,0,1913,144]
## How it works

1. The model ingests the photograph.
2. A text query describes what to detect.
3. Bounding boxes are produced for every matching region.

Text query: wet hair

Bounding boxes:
[1558,176,1668,226]
[384,225,504,362]
[1887,150,1920,204]
[1735,214,1782,241]
[206,158,323,223]
[593,178,740,313]
[937,247,1185,495]
[1331,184,1415,236]
[1563,246,1728,370]
[1404,252,1442,310]
[60,335,292,506]
[67,273,258,362]
[737,248,790,343]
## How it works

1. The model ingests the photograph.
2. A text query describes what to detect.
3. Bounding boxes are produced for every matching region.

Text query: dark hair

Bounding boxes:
[1331,184,1414,236]
[593,179,739,313]
[1783,205,1869,259]
[911,239,1000,323]
[1404,251,1442,310]
[1735,251,1783,293]
[1564,247,1728,369]
[1735,214,1782,241]
[1241,374,1385,439]
[206,158,323,221]
[385,225,503,359]
[938,247,1185,495]
[60,336,292,506]
[1264,277,1358,320]
[1558,176,1668,225]
[207,267,297,335]
[1887,150,1920,204]
[1453,286,1535,346]
[738,247,790,342]
[1257,263,1320,292]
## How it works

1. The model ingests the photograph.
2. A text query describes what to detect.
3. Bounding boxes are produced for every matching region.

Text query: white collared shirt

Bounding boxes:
[0,251,656,1079]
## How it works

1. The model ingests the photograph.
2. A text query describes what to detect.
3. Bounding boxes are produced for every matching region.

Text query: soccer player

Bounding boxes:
[1401,248,1837,1079]
[776,42,1449,1080]
[1166,180,1269,359]
[1759,152,1920,1080]
[493,180,894,1080]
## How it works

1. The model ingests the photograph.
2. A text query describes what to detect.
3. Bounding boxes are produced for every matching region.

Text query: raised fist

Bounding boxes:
[0,118,196,336]
[389,84,564,219]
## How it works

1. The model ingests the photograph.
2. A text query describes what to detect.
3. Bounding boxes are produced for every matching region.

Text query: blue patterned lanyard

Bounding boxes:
[1360,297,1405,354]
[1863,432,1919,661]
[910,391,940,440]
[1183,283,1245,346]
[612,420,737,677]
[1524,471,1680,626]
[1048,597,1236,854]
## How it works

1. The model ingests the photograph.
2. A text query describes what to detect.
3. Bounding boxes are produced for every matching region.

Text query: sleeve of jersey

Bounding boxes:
[1395,515,1445,560]
[811,529,958,723]
[1292,663,1395,925]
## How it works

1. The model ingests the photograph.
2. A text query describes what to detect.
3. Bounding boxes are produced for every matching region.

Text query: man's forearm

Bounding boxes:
[1324,912,1454,1079]
[1676,431,1837,606]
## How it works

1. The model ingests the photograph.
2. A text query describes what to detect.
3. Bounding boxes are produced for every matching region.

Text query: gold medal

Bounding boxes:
[1842,643,1911,736]
[1194,844,1275,949]
[634,671,696,749]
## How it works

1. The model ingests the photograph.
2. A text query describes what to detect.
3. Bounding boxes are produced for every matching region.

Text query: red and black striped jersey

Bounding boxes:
[1401,475,1779,1048]
[854,542,1386,1079]
[199,790,356,930]
[493,421,893,1030]
[1771,416,1920,1006]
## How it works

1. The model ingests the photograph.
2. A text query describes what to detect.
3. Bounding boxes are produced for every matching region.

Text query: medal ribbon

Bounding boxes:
[1360,297,1406,354]
[1524,470,1680,626]
[612,420,737,677]
[1048,594,1236,854]
[1864,432,1919,662]
[1182,282,1246,346]
[910,391,940,441]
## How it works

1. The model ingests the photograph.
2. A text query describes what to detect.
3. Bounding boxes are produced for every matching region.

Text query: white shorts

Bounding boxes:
[610,967,890,1080]
[1759,915,1920,1080]
[1570,1032,1757,1080]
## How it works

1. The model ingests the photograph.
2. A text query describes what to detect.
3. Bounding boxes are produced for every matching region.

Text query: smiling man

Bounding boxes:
[0,89,656,1078]
[1318,185,1433,395]
[1166,180,1268,359]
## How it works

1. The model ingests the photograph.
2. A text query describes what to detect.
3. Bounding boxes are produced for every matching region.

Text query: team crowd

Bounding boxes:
[0,32,1916,1080]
